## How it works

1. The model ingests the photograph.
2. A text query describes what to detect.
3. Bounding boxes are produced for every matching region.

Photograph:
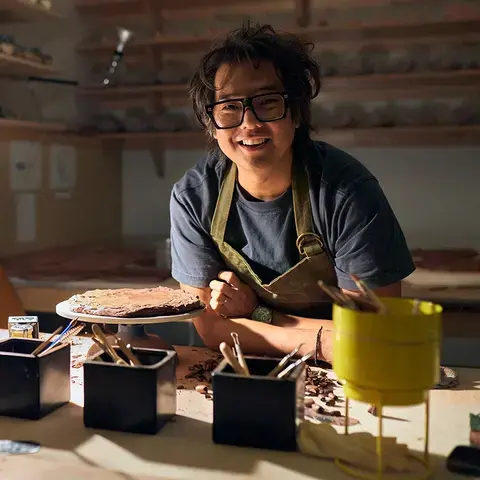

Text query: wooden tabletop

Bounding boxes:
[0,331,479,479]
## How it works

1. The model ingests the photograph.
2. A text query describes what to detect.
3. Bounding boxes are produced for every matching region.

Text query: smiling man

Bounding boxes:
[169,24,415,363]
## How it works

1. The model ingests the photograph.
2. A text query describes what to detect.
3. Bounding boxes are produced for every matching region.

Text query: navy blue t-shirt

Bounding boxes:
[169,140,415,291]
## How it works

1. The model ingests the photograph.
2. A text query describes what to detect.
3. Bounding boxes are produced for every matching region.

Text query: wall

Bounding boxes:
[0,1,123,256]
[121,0,480,249]
[122,146,480,249]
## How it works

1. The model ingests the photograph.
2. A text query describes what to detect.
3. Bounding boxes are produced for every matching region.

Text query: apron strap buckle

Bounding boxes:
[296,233,324,258]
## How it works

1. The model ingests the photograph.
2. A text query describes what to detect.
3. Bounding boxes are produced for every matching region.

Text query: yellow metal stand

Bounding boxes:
[332,298,442,480]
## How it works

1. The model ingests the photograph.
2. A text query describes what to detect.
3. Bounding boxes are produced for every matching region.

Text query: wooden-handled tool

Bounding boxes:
[219,341,245,375]
[31,326,63,356]
[230,332,249,376]
[38,323,85,357]
[114,336,141,366]
[92,325,128,366]
[351,275,387,314]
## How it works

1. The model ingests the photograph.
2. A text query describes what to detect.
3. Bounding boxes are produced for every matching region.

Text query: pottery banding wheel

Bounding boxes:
[56,286,205,353]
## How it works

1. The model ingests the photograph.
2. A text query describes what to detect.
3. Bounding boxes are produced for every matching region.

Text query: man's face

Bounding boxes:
[212,61,296,171]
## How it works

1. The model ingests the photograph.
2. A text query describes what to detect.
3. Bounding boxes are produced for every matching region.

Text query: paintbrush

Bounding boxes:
[31,326,63,356]
[38,323,85,357]
[34,319,80,356]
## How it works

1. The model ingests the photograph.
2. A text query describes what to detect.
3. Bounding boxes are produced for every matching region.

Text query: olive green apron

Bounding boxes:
[210,160,338,318]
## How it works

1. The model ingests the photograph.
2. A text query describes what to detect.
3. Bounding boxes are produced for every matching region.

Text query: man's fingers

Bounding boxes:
[209,279,235,298]
[209,297,228,316]
[217,271,242,289]
[210,290,228,304]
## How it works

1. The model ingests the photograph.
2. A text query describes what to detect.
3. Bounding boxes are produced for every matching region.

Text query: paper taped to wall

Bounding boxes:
[9,141,42,192]
[15,193,36,243]
[49,144,77,191]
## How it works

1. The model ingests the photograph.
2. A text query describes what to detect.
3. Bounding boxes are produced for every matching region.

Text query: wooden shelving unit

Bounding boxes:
[75,1,480,149]
[78,69,480,104]
[90,125,480,149]
[0,0,63,22]
[0,1,65,135]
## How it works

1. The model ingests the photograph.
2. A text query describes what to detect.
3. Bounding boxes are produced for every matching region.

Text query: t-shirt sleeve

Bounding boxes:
[333,178,415,290]
[169,187,226,288]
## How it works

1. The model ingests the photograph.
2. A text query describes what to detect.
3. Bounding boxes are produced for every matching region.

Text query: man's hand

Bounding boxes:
[209,271,258,318]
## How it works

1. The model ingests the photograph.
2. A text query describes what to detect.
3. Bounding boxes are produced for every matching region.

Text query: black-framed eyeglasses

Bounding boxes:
[206,92,289,129]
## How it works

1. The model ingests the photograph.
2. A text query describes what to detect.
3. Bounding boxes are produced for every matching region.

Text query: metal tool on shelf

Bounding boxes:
[7,27,134,87]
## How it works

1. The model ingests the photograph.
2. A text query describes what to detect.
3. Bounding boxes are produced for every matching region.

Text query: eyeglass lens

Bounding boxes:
[212,93,285,128]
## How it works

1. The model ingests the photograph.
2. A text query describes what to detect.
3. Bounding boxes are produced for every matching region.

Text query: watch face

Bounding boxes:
[253,306,272,324]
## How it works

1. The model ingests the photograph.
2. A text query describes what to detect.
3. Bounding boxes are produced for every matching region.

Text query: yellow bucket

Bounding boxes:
[332,298,442,406]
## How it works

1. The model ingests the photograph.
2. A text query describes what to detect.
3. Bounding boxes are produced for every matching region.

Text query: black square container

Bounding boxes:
[212,356,306,451]
[0,338,70,420]
[83,346,177,435]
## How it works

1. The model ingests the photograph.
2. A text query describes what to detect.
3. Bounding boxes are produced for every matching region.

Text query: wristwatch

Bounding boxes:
[250,304,273,324]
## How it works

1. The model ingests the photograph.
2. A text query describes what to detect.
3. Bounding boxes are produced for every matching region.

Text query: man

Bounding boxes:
[169,24,415,363]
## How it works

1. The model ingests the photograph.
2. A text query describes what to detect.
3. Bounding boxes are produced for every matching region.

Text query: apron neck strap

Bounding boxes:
[211,162,236,243]
[211,159,323,257]
[292,160,324,257]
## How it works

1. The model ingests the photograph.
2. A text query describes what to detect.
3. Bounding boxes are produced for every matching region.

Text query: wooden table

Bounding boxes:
[0,330,478,479]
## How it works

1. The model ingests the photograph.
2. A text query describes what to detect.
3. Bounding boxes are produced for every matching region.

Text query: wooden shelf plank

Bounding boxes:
[314,125,480,147]
[0,0,63,22]
[0,118,66,131]
[77,69,480,103]
[74,0,412,16]
[88,125,480,148]
[78,83,187,97]
[76,19,480,55]
[0,52,57,75]
[75,0,287,10]
[322,69,480,101]
[76,1,292,23]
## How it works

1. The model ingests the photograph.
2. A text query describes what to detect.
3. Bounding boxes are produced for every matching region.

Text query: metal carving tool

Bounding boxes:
[11,27,134,88]
[113,336,141,366]
[102,27,133,87]
[267,343,304,377]
[276,351,314,379]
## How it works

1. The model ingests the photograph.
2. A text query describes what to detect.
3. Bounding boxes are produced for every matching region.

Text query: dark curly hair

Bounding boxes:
[189,23,321,144]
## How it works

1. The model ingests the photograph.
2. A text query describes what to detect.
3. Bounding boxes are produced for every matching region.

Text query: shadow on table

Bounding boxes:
[0,405,453,479]
[0,403,93,451]
[90,416,450,479]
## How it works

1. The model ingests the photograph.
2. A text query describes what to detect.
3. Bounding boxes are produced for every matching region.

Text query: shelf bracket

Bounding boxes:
[149,142,166,178]
[295,0,311,27]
